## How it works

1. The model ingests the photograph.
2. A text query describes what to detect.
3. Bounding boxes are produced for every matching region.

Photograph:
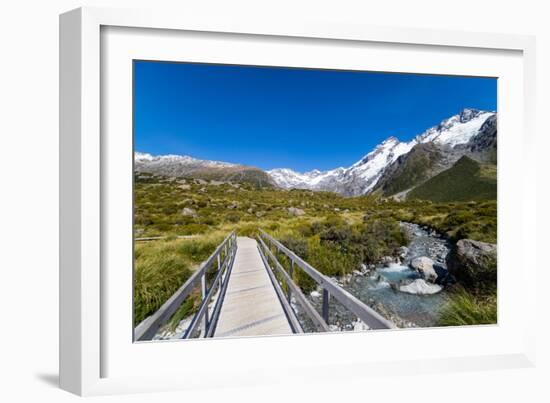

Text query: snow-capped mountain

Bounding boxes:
[413,108,494,147]
[135,152,237,170]
[268,108,496,196]
[268,136,415,195]
[268,167,346,191]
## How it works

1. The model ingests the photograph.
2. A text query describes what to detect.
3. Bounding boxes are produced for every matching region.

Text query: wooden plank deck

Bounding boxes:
[213,237,293,338]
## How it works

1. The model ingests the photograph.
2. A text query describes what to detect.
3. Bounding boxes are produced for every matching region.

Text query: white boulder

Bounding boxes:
[287,207,305,216]
[181,207,198,217]
[399,279,442,295]
[410,256,438,282]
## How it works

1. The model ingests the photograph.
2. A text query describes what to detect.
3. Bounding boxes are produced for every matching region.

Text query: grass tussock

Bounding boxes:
[437,287,497,327]
[133,232,225,326]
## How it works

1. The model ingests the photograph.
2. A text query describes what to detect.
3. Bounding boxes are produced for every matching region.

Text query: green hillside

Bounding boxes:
[375,143,442,196]
[188,166,276,188]
[408,156,496,202]
[137,165,276,188]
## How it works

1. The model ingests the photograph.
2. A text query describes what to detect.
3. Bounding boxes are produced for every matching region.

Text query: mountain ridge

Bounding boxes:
[134,152,276,187]
[134,108,497,199]
[268,108,496,196]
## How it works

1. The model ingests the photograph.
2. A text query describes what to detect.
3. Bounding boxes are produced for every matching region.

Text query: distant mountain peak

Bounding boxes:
[381,136,400,145]
[416,109,495,147]
[134,151,275,187]
[459,108,485,123]
[134,151,237,168]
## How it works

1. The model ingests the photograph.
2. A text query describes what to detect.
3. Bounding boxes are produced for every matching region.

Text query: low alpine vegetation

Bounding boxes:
[134,172,497,328]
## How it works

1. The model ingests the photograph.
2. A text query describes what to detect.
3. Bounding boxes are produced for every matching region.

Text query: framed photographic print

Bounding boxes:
[60,7,537,396]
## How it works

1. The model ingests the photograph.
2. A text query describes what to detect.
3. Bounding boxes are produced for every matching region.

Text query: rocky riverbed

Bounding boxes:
[299,222,454,331]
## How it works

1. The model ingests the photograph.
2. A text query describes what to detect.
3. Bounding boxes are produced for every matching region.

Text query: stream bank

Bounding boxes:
[303,222,454,330]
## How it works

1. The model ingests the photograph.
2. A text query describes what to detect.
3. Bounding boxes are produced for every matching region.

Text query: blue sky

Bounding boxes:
[134,61,496,172]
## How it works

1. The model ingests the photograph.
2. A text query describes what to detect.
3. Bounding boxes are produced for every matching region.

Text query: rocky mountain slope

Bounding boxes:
[135,152,276,187]
[372,142,444,197]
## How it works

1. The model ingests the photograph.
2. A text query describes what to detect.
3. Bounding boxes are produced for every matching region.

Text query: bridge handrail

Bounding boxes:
[259,229,395,330]
[258,237,326,332]
[134,231,237,341]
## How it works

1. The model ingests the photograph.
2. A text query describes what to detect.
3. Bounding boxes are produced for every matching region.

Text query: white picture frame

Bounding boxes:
[59,6,537,396]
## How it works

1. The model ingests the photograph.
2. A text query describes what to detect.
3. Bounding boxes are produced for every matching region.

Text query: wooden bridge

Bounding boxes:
[134,230,394,341]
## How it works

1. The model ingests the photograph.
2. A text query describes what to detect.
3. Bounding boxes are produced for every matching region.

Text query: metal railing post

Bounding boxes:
[201,272,209,336]
[322,289,330,323]
[217,253,223,290]
[288,259,294,303]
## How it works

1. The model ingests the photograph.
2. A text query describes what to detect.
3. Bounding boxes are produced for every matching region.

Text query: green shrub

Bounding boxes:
[319,225,353,244]
[203,217,218,226]
[279,235,309,259]
[179,223,209,235]
[293,266,317,293]
[226,212,241,223]
[294,222,314,237]
[360,237,384,264]
[177,237,223,262]
[167,296,198,331]
[355,218,408,263]
[307,238,359,278]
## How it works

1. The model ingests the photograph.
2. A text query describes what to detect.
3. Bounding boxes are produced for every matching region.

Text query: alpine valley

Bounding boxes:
[133,107,499,334]
[135,108,497,202]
